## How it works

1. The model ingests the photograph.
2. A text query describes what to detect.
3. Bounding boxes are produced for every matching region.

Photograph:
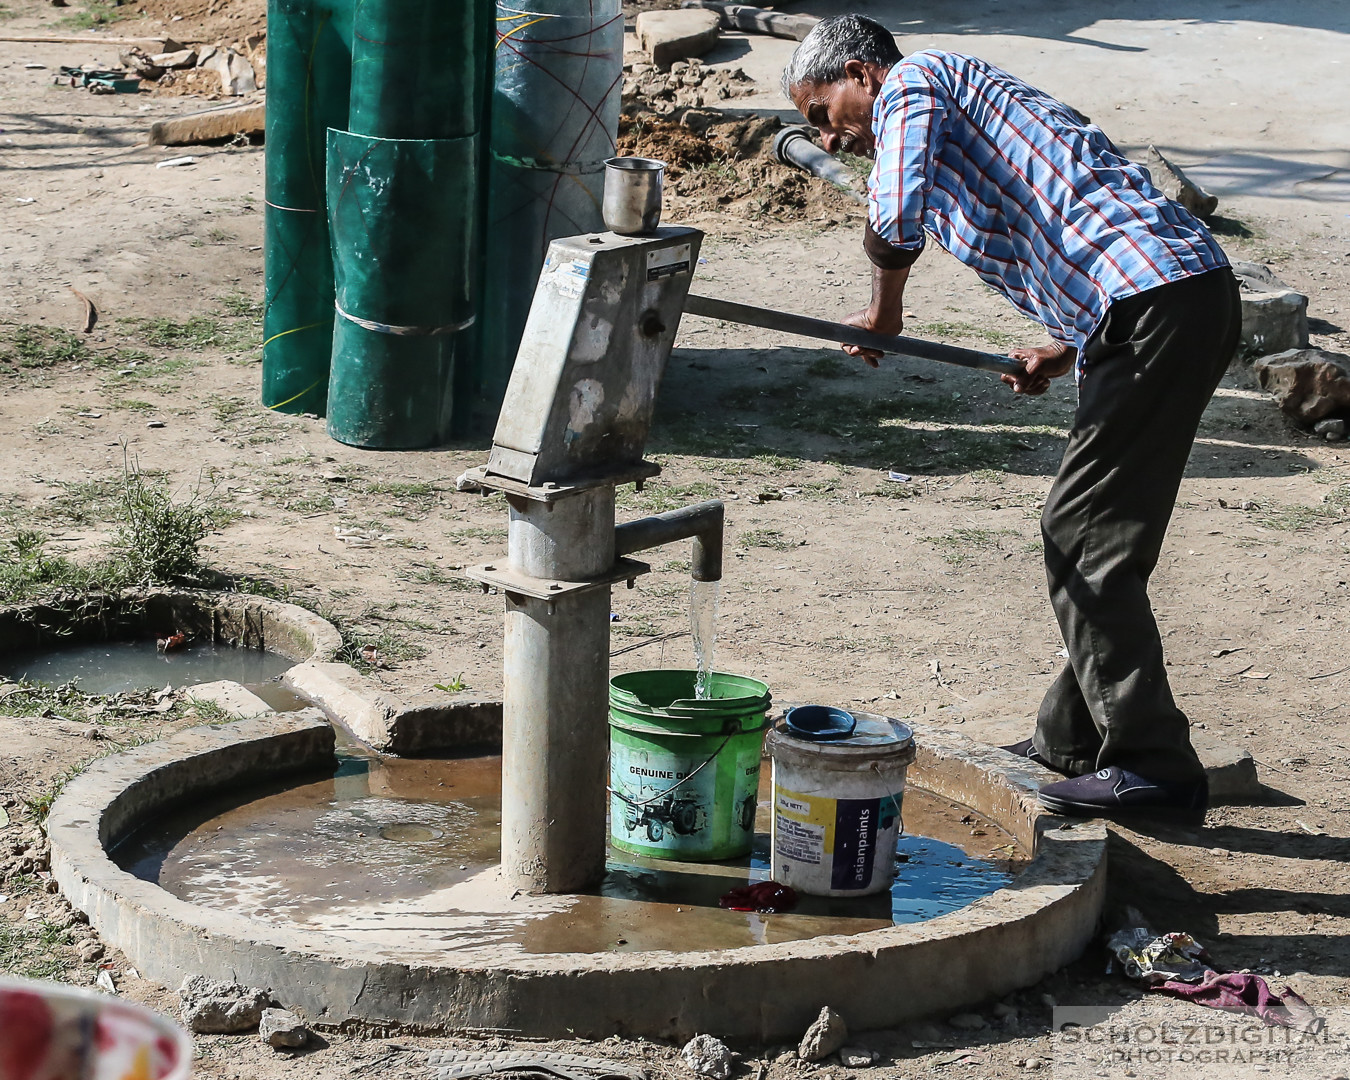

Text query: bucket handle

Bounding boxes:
[609,732,734,809]
[872,760,906,839]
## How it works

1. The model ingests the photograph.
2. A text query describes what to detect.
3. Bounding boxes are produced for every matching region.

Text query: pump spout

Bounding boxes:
[615,500,724,582]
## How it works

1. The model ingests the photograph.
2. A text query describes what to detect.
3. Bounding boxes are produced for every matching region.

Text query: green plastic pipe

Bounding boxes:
[324,0,493,448]
[261,0,352,416]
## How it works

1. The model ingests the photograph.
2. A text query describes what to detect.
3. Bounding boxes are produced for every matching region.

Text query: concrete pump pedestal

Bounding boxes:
[49,711,1105,1040]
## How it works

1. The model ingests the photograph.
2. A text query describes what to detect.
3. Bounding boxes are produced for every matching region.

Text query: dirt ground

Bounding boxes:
[2,0,1350,1077]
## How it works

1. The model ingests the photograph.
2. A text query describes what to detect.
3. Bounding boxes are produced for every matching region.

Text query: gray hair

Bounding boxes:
[781,14,902,99]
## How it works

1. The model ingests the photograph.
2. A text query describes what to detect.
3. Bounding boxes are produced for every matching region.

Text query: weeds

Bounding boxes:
[806,355,848,379]
[363,480,436,500]
[59,0,122,28]
[219,293,263,319]
[738,527,802,551]
[0,916,72,981]
[0,325,89,369]
[434,674,468,693]
[111,463,213,584]
[922,527,1015,566]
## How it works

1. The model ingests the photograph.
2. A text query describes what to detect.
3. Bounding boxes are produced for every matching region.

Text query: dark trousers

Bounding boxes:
[1033,267,1241,786]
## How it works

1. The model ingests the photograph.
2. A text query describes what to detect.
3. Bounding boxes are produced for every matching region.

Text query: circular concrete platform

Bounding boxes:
[48,712,1105,1041]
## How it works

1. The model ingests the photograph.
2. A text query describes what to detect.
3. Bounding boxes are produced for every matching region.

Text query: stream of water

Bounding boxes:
[690,579,720,699]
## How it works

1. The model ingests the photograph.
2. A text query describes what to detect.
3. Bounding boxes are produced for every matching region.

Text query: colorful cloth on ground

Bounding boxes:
[866,49,1229,381]
[1155,971,1322,1032]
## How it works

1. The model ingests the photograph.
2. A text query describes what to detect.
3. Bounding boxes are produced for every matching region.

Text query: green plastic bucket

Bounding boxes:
[608,669,771,861]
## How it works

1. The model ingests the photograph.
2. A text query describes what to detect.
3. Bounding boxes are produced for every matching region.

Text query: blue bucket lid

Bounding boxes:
[783,705,856,742]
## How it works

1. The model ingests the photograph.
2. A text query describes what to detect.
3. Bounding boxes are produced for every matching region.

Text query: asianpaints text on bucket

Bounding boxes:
[766,709,916,897]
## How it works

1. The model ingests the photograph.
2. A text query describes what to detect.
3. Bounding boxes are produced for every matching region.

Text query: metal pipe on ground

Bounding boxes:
[615,500,724,581]
[773,126,867,206]
[683,293,1027,377]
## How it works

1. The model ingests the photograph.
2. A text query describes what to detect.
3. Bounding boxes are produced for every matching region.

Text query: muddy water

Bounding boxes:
[114,738,1027,960]
[0,640,295,697]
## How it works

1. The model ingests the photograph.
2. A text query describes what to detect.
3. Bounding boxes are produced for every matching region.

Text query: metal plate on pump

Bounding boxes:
[485,227,704,488]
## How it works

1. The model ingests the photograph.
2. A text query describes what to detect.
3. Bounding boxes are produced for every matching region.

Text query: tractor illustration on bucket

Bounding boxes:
[622,790,707,843]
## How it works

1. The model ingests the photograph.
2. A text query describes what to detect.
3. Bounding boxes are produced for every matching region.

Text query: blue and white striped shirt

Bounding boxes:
[868,50,1228,381]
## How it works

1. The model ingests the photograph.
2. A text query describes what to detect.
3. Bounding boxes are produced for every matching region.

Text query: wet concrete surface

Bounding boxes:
[112,736,1028,959]
[0,639,295,696]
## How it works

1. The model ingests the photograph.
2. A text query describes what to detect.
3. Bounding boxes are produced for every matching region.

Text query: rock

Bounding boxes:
[682,1034,733,1079]
[1023,1057,1046,1070]
[199,47,257,96]
[839,1046,878,1068]
[178,975,271,1034]
[78,940,105,963]
[947,1013,987,1031]
[799,1006,849,1062]
[1314,417,1347,441]
[187,680,273,719]
[1145,145,1218,220]
[259,1008,309,1050]
[1253,348,1350,424]
[636,9,721,71]
[1232,261,1309,360]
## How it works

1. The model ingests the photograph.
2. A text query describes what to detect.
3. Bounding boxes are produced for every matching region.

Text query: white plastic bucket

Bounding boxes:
[766,710,916,897]
[0,976,191,1080]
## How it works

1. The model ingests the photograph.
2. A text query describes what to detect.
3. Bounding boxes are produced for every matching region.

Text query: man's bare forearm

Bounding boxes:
[867,264,910,333]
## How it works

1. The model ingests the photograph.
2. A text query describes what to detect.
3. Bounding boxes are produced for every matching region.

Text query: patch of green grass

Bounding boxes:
[397,563,476,589]
[336,625,427,674]
[0,530,125,603]
[219,293,263,319]
[363,480,436,500]
[751,453,801,473]
[210,395,249,425]
[922,526,1015,566]
[0,916,73,981]
[1256,503,1339,532]
[911,320,1020,349]
[618,480,719,514]
[451,526,507,542]
[59,0,123,28]
[111,464,213,585]
[806,354,848,379]
[122,315,230,350]
[969,468,1008,484]
[0,324,89,370]
[110,398,155,413]
[738,527,801,551]
[434,674,468,693]
[613,616,662,637]
[206,227,233,244]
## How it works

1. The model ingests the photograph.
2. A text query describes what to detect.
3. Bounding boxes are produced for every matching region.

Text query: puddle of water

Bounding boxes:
[113,741,1027,960]
[690,579,719,700]
[0,640,295,696]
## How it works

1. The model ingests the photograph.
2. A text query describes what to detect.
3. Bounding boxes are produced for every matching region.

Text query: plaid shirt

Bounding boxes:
[868,50,1228,381]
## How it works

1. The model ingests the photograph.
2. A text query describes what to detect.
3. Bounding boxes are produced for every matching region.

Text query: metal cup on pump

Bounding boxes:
[602,156,665,235]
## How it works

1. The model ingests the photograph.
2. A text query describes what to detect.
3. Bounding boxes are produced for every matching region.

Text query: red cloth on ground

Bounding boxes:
[718,882,797,913]
[1153,970,1320,1030]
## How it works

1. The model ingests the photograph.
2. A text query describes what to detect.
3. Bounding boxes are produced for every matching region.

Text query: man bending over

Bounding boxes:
[782,15,1238,823]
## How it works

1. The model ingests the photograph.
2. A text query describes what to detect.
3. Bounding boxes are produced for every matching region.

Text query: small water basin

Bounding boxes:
[0,640,296,697]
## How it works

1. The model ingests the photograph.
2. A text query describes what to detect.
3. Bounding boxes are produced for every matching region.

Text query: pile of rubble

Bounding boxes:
[622,58,753,115]
[120,40,259,96]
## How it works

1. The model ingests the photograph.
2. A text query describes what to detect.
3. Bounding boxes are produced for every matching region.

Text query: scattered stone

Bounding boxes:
[838,1046,879,1068]
[96,969,117,994]
[78,940,105,963]
[1253,348,1350,424]
[1145,145,1218,220]
[686,1,819,41]
[682,1034,734,1079]
[198,46,256,96]
[1232,261,1309,360]
[1314,417,1347,441]
[947,1013,987,1031]
[178,975,271,1034]
[799,1006,849,1062]
[636,8,721,70]
[1023,1057,1046,1070]
[622,58,753,114]
[259,1008,309,1050]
